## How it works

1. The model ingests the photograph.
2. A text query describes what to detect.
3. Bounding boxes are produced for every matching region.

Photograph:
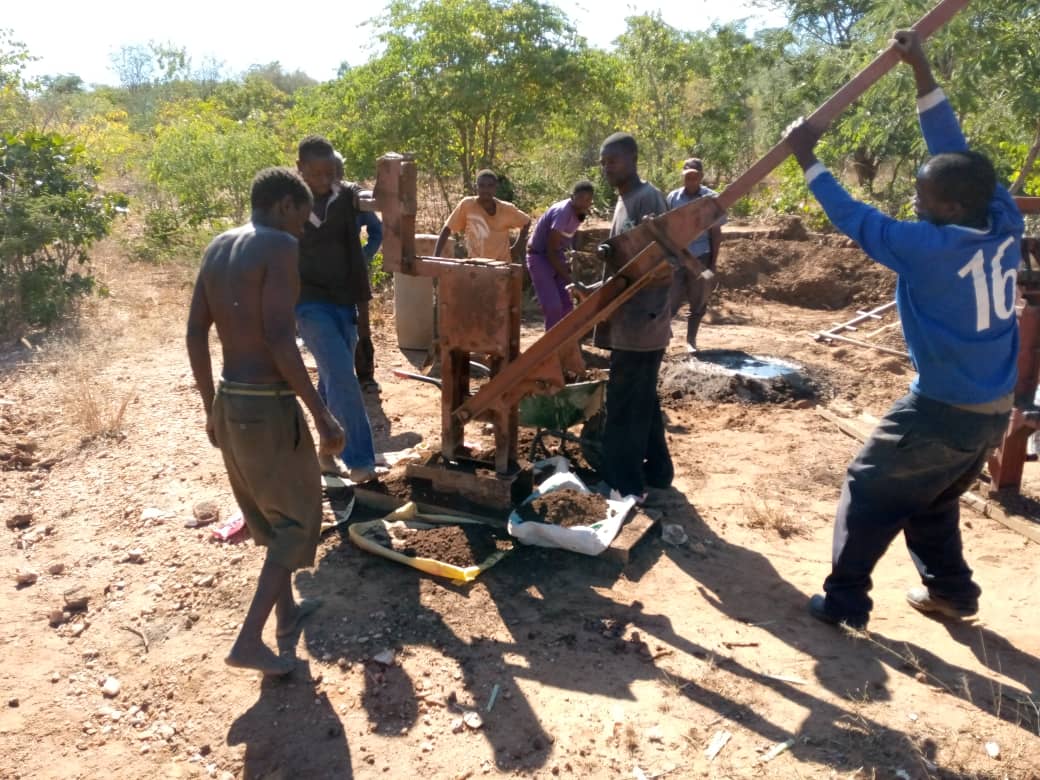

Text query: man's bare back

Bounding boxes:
[199,224,300,385]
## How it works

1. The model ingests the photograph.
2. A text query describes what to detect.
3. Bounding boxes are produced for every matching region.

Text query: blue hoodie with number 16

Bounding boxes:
[804,88,1025,406]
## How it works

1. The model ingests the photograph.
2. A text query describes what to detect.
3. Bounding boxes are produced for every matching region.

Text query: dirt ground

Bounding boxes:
[1,227,1039,780]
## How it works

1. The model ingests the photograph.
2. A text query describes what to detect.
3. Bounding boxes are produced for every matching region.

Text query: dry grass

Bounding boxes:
[743,495,807,539]
[61,362,136,441]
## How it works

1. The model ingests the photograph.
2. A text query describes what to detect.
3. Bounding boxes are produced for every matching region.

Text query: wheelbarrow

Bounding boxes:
[518,380,607,465]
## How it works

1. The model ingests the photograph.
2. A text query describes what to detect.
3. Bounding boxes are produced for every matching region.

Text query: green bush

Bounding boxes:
[0,130,125,335]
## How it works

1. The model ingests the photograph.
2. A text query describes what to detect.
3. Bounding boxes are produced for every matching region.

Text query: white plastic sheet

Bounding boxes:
[508,470,636,556]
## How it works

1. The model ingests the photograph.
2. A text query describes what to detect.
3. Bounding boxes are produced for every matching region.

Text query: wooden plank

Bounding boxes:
[813,330,909,358]
[1015,196,1040,215]
[815,408,873,442]
[600,510,658,566]
[963,491,1040,545]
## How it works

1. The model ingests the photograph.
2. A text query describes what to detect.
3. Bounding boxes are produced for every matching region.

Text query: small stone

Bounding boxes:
[195,574,215,588]
[192,501,220,526]
[6,513,32,530]
[229,554,244,565]
[913,672,927,683]
[421,741,434,753]
[451,718,464,734]
[372,649,395,666]
[63,589,89,612]
[690,542,708,555]
[337,658,350,670]
[126,549,145,564]
[199,744,211,756]
[985,741,1000,759]
[157,724,176,740]
[463,711,483,730]
[47,563,66,576]
[50,672,60,683]
[8,697,18,707]
[647,726,664,743]
[101,677,121,698]
[15,569,39,586]
[48,610,65,627]
[140,508,163,522]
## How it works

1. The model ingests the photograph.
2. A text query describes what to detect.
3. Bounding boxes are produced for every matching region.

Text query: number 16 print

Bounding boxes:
[957,236,1017,332]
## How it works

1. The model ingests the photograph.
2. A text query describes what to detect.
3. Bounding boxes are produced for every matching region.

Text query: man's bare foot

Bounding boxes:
[276,597,323,638]
[318,454,348,477]
[225,640,295,676]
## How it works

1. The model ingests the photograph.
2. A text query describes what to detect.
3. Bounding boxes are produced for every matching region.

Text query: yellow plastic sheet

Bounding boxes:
[349,503,511,582]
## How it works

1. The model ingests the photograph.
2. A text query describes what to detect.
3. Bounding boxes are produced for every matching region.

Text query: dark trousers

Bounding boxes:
[824,392,1009,622]
[669,252,716,347]
[354,300,375,383]
[601,349,673,497]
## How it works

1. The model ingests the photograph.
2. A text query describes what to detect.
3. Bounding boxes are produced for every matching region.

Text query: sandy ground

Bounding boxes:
[1,231,1039,780]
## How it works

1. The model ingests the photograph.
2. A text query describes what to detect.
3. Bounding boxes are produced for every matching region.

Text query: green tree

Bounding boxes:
[0,29,34,134]
[367,0,588,190]
[0,131,126,333]
[149,101,285,224]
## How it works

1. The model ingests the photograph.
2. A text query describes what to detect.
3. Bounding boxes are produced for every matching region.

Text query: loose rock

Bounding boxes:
[372,649,395,666]
[463,711,483,730]
[15,569,39,586]
[126,549,145,564]
[101,677,121,698]
[6,513,32,530]
[47,562,66,575]
[190,501,220,527]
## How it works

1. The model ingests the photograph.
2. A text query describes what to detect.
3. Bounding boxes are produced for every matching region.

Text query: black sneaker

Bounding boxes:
[808,594,868,630]
[905,587,977,619]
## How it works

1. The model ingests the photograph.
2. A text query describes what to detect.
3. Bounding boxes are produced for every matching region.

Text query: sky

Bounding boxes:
[6,0,787,87]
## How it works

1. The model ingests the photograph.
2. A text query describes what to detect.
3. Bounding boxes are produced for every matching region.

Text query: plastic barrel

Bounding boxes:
[394,234,452,351]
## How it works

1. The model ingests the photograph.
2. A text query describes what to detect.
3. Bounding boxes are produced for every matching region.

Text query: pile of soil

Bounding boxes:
[390,524,510,568]
[658,355,819,406]
[516,489,608,527]
[716,238,895,309]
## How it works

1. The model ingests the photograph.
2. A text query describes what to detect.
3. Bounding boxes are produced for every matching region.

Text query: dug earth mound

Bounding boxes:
[658,350,820,405]
[516,489,609,527]
[389,523,511,567]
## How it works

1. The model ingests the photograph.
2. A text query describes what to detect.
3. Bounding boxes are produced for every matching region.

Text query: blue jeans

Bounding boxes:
[295,302,376,470]
[823,392,1009,622]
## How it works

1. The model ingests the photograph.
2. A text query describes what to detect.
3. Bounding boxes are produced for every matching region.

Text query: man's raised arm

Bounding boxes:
[893,29,967,156]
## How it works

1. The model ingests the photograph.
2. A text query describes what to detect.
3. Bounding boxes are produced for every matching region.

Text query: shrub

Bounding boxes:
[0,130,126,335]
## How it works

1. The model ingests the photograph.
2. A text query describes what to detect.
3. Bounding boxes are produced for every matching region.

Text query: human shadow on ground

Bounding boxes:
[290,492,962,776]
[363,388,424,455]
[227,659,353,779]
[652,488,1040,760]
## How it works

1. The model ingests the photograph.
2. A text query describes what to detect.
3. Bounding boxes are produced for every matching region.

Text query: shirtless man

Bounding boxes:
[186,167,345,676]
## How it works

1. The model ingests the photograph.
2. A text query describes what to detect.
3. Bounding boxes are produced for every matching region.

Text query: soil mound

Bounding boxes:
[390,524,510,567]
[517,489,608,527]
[717,238,894,309]
[658,352,818,405]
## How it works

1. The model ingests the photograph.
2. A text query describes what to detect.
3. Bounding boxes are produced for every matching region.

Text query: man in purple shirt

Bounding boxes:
[526,181,595,375]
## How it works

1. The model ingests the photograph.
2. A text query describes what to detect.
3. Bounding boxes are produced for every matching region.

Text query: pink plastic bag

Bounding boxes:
[211,510,245,542]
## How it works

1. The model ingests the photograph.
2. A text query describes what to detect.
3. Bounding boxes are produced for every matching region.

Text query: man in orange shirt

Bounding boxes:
[434,170,531,261]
